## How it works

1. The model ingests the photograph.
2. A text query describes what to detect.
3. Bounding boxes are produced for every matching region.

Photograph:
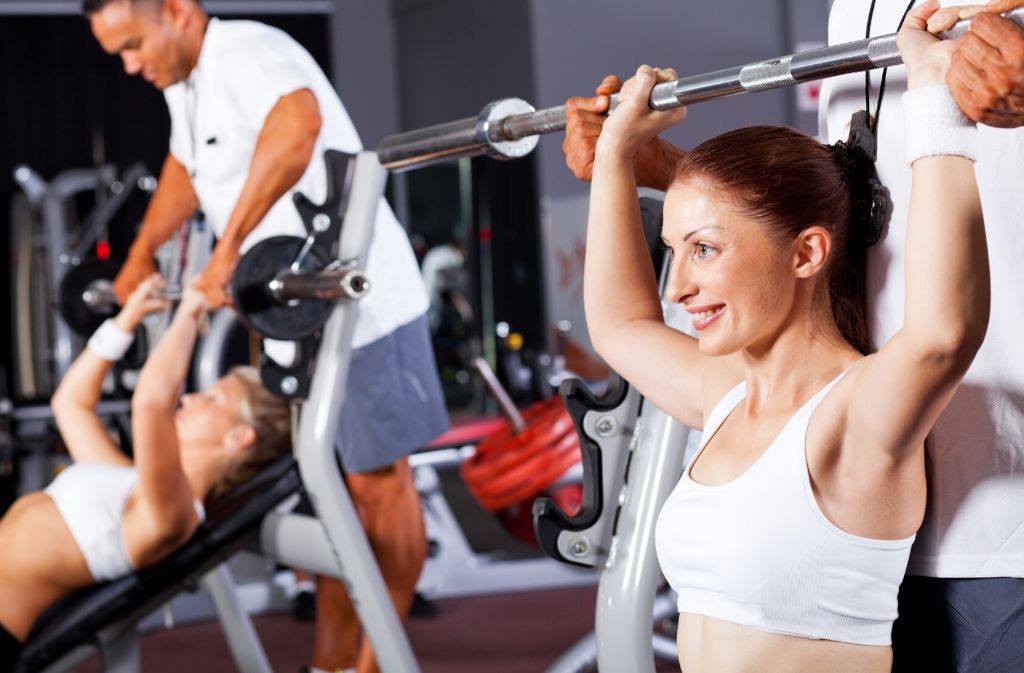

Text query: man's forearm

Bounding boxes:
[131,154,200,259]
[217,88,321,254]
[638,140,687,191]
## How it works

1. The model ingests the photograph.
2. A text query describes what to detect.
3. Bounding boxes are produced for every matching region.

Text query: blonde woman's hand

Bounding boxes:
[177,279,211,323]
[113,273,171,332]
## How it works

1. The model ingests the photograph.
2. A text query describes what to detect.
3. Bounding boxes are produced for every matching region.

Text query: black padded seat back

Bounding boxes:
[15,455,301,673]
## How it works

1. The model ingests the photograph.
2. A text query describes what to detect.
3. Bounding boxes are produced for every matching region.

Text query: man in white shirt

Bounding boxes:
[561,2,1023,670]
[83,1,448,671]
[818,2,1023,671]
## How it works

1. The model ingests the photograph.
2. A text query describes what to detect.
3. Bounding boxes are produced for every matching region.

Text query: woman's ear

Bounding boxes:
[792,226,832,279]
[225,424,256,452]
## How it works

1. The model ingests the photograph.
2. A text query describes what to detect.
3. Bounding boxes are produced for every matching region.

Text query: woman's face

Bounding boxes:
[175,374,249,448]
[661,180,797,356]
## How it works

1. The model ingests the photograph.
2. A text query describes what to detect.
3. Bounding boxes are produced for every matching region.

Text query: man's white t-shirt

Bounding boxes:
[164,18,428,349]
[819,0,1024,578]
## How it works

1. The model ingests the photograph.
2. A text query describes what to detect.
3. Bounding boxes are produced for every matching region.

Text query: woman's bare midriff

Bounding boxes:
[0,493,94,640]
[676,613,893,673]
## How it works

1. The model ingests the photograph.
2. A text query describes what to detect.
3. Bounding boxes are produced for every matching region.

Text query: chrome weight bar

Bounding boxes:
[81,280,183,311]
[231,235,371,341]
[377,9,1024,171]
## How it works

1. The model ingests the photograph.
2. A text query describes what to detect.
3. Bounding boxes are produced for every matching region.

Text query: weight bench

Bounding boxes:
[15,456,301,673]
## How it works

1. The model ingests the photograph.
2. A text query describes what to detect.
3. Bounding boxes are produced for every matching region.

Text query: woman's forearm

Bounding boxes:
[902,89,988,362]
[132,311,200,410]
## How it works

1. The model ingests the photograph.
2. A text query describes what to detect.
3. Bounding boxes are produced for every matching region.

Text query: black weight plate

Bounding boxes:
[58,259,122,336]
[231,236,333,341]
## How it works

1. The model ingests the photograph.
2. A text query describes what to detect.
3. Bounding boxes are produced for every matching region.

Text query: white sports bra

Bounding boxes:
[46,463,205,582]
[654,369,915,646]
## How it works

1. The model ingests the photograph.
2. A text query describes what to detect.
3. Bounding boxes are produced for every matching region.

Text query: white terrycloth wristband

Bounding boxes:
[87,319,134,362]
[902,85,977,165]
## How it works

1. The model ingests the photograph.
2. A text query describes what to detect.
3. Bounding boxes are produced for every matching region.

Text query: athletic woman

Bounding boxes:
[584,4,985,672]
[0,275,291,667]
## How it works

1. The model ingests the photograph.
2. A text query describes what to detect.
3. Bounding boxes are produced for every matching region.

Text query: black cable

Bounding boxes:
[865,0,918,132]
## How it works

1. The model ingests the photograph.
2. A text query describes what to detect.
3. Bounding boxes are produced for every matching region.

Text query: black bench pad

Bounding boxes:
[15,456,302,673]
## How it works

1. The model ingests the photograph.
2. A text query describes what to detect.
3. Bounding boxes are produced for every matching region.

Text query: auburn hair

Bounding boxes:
[672,125,870,353]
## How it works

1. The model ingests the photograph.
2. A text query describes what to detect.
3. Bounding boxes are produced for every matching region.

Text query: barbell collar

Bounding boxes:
[378,97,539,171]
[268,268,370,304]
[477,97,540,161]
[375,9,1023,172]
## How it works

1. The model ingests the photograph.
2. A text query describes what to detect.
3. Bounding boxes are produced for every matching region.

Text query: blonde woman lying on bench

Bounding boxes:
[0,275,291,669]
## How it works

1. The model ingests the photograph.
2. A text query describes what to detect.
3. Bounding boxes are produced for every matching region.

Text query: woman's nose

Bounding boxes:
[664,259,697,305]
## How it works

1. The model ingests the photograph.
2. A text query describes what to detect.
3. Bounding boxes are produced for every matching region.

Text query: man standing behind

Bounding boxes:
[84,2,448,672]
[817,2,1023,671]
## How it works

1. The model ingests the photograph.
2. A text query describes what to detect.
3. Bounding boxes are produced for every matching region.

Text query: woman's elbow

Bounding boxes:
[130,390,178,415]
[910,320,988,372]
[50,388,72,424]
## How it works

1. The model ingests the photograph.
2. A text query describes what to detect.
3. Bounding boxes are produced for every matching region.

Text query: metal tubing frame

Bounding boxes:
[593,301,692,673]
[200,564,274,673]
[41,167,119,381]
[295,151,421,673]
[377,10,1023,171]
[194,309,245,392]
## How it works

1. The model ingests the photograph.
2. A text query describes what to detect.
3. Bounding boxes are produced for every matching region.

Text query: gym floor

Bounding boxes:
[74,585,681,673]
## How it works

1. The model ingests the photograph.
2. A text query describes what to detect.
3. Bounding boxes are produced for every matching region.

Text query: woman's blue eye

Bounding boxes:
[695,243,714,258]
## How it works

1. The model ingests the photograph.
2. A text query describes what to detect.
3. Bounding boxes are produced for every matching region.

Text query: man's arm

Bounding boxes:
[113,153,200,303]
[930,0,1024,127]
[194,87,322,306]
[563,74,686,190]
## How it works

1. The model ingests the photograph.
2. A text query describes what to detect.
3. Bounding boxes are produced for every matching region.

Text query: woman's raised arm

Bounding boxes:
[52,274,171,465]
[845,0,987,464]
[130,283,209,537]
[584,66,714,429]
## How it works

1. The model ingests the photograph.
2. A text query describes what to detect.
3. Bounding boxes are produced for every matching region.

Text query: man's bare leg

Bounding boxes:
[310,458,427,673]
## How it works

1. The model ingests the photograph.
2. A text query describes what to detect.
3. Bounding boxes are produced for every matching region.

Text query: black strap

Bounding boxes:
[865,0,919,132]
[0,622,23,673]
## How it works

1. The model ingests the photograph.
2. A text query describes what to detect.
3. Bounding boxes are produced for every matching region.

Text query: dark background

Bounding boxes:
[0,14,332,396]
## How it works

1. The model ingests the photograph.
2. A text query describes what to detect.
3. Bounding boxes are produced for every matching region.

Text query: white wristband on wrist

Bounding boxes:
[87,319,135,362]
[902,85,977,165]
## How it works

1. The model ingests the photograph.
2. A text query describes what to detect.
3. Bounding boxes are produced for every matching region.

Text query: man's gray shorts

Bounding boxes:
[335,314,448,473]
[892,575,1024,673]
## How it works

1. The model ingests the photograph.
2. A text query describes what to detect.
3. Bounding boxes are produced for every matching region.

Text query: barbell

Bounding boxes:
[58,235,370,341]
[231,235,370,341]
[377,9,1024,171]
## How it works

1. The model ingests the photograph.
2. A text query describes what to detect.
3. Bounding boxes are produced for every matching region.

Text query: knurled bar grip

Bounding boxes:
[377,9,1023,171]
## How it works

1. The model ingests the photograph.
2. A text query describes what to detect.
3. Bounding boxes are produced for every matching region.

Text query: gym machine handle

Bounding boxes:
[377,9,1024,171]
[533,376,632,567]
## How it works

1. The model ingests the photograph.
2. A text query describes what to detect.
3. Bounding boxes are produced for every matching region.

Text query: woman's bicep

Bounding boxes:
[130,406,194,525]
[845,334,967,461]
[54,407,131,466]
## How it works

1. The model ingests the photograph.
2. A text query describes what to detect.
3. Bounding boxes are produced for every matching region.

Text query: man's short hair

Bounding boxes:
[81,0,168,17]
